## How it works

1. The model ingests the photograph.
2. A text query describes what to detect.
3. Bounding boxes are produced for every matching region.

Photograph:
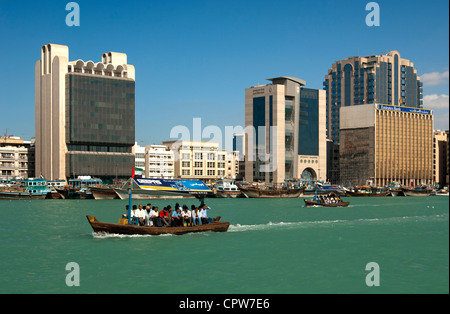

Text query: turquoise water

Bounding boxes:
[0,196,448,294]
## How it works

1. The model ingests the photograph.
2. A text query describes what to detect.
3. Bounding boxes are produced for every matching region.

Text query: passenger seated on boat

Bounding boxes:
[160,207,171,227]
[131,205,139,218]
[144,205,152,226]
[200,204,211,224]
[122,205,129,218]
[191,206,201,225]
[151,206,162,227]
[181,205,192,226]
[138,204,147,226]
[171,208,182,227]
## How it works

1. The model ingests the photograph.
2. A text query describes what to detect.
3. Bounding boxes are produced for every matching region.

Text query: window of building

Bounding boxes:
[207,162,215,168]
[194,152,203,160]
[194,169,203,176]
[182,169,190,176]
[207,170,215,176]
[182,153,190,160]
[182,161,190,168]
[194,161,203,168]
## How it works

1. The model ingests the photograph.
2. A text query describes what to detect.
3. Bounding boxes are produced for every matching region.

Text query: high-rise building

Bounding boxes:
[35,44,135,181]
[244,77,327,184]
[339,103,433,187]
[324,51,423,143]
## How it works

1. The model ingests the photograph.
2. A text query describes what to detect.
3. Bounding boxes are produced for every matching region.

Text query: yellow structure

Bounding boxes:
[340,103,433,186]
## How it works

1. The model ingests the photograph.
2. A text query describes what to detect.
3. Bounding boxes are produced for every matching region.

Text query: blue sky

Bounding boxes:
[0,0,448,146]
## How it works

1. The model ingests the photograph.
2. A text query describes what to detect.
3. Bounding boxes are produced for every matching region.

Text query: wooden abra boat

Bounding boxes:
[304,199,350,207]
[86,215,230,236]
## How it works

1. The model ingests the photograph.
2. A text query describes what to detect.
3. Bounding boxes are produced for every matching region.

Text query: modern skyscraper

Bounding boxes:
[35,44,136,181]
[324,50,423,143]
[244,77,326,184]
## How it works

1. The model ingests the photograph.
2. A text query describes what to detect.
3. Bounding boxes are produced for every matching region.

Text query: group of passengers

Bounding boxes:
[123,203,212,227]
[318,194,342,205]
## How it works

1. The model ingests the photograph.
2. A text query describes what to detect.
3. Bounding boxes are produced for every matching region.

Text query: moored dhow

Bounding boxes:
[90,186,120,200]
[236,182,305,198]
[0,178,50,200]
[401,186,434,197]
[213,179,243,198]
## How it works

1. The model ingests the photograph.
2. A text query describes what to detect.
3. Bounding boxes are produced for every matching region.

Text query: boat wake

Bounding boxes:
[91,231,174,239]
[228,213,448,233]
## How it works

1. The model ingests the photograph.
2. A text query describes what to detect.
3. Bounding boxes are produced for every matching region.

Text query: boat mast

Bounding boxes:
[128,177,132,225]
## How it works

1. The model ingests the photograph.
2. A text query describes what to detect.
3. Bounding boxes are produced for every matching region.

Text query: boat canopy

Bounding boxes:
[121,178,213,196]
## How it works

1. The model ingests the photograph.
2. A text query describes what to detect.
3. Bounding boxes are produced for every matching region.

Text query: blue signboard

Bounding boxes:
[377,104,432,115]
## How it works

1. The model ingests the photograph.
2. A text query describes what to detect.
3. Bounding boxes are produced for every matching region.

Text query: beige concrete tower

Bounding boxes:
[35,44,136,181]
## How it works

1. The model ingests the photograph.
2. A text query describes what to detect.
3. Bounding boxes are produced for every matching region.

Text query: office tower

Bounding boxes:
[339,103,433,186]
[35,44,135,180]
[244,77,326,184]
[324,50,423,143]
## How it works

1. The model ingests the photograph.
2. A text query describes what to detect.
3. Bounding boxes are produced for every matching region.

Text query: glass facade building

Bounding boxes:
[65,74,135,178]
[324,51,423,143]
[244,77,327,184]
[299,87,319,156]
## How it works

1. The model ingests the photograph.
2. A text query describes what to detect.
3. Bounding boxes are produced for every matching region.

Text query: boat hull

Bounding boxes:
[214,191,243,198]
[346,191,389,197]
[402,189,433,197]
[90,187,120,200]
[86,216,230,236]
[0,191,46,200]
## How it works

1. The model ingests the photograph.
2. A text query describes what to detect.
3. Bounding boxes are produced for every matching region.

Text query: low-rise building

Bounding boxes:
[0,136,35,179]
[163,140,227,184]
[134,143,174,179]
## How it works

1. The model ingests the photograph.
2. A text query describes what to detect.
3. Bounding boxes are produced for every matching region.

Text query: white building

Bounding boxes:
[0,136,35,179]
[134,143,174,179]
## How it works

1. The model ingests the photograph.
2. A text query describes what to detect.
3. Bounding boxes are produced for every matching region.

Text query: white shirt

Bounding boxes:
[200,208,208,218]
[182,210,191,219]
[138,209,146,218]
